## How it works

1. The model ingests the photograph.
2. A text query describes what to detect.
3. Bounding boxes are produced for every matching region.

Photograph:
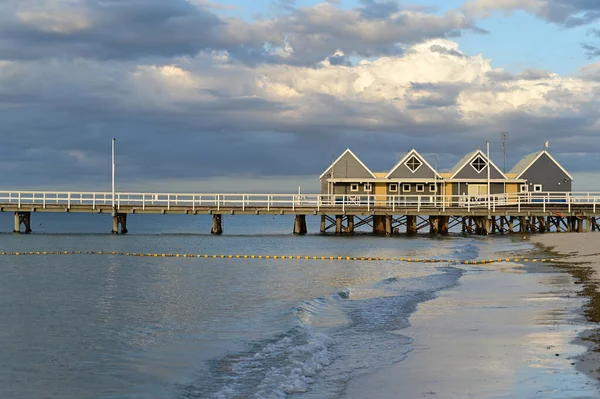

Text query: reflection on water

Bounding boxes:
[0,213,595,398]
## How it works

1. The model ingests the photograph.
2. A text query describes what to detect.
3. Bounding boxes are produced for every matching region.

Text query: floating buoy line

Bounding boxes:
[0,251,556,264]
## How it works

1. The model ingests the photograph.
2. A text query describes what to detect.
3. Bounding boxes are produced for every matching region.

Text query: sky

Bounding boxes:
[1,0,599,193]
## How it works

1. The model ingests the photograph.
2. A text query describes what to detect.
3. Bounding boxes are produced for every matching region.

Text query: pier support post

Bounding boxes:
[293,215,307,235]
[347,215,355,235]
[585,218,592,232]
[373,215,386,235]
[211,214,223,235]
[484,217,491,235]
[111,213,128,234]
[385,215,392,236]
[429,216,439,234]
[13,212,20,233]
[320,215,326,234]
[538,217,546,233]
[336,215,343,234]
[519,217,527,233]
[406,216,417,235]
[13,212,32,234]
[439,216,449,235]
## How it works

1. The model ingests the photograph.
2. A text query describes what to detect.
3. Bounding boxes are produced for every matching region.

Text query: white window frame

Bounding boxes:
[389,183,398,193]
[429,184,436,193]
[364,183,372,192]
[520,184,528,192]
[405,155,423,173]
[402,184,411,192]
[470,155,487,173]
[350,183,359,192]
[416,184,425,193]
[533,184,542,192]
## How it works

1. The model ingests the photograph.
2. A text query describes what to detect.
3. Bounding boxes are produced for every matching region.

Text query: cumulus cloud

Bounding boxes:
[1,38,599,189]
[463,0,600,27]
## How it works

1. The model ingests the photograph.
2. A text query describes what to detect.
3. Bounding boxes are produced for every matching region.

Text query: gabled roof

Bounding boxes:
[509,152,539,177]
[448,149,507,180]
[319,148,377,179]
[385,149,441,179]
[448,150,478,176]
[509,149,574,180]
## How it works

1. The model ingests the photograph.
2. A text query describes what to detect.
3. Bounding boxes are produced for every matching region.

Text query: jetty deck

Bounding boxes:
[2,191,599,235]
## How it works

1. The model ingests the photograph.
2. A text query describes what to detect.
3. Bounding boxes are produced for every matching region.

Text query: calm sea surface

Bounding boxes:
[0,213,596,398]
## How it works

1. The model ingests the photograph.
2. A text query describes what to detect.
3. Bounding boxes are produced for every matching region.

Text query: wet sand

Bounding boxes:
[344,240,600,399]
[532,233,600,386]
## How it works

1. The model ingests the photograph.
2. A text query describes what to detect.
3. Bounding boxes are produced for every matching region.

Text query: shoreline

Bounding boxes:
[342,236,599,398]
[531,233,600,385]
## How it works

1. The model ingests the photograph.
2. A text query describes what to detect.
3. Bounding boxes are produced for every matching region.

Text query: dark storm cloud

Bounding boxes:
[0,0,251,61]
[465,0,600,28]
[429,44,466,58]
[582,43,600,59]
[544,0,600,27]
[0,0,477,65]
[358,0,400,19]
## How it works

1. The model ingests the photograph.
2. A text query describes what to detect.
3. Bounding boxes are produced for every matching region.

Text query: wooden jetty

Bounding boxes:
[2,191,599,235]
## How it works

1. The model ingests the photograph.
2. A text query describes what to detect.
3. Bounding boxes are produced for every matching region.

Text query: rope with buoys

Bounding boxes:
[0,251,556,264]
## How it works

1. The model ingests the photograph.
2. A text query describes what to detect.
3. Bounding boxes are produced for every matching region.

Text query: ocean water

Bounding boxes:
[0,213,596,398]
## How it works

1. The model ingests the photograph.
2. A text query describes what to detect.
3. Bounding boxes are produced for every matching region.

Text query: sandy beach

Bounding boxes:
[532,233,600,385]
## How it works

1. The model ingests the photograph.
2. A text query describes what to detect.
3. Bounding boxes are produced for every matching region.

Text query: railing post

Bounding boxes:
[292,195,295,212]
[367,194,371,212]
[418,196,421,212]
[567,192,571,213]
[342,195,345,212]
[542,196,546,212]
[43,193,47,209]
[67,192,71,209]
[18,192,21,208]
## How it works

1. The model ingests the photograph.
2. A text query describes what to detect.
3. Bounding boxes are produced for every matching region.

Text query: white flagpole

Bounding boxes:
[487,141,491,211]
[112,138,116,210]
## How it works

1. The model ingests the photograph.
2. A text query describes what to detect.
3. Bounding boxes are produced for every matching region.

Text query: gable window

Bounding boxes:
[471,156,487,173]
[416,184,425,192]
[389,183,398,192]
[405,155,422,173]
[402,184,411,192]
[364,183,372,192]
[533,184,542,192]
[350,184,359,192]
[520,184,528,192]
[429,184,436,193]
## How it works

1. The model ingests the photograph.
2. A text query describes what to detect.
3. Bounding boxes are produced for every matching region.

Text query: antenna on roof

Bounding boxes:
[501,132,508,173]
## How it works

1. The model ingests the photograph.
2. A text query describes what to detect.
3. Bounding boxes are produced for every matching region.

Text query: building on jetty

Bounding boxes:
[320,146,572,199]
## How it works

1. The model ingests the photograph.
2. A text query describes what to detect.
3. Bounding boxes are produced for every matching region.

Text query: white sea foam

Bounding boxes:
[209,326,333,399]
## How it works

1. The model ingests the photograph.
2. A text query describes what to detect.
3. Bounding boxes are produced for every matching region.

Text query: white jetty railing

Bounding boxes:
[0,191,598,213]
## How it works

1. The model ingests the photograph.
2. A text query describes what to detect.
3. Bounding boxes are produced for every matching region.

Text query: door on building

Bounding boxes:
[468,184,488,201]
[374,183,387,205]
